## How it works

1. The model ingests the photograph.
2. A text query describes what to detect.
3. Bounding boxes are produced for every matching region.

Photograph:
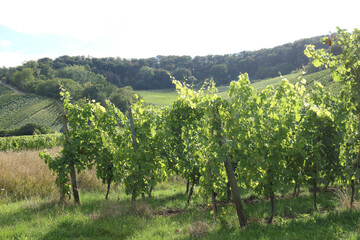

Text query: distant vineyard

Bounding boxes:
[0,84,14,95]
[0,94,62,131]
[0,133,62,151]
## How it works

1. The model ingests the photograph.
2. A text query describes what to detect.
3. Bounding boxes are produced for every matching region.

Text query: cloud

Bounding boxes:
[0,40,11,50]
[0,0,359,64]
[0,52,57,67]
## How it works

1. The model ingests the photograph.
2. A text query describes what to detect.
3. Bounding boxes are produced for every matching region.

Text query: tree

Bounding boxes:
[57,65,105,85]
[153,68,172,89]
[135,66,155,89]
[11,68,35,89]
[209,64,229,85]
[173,67,192,81]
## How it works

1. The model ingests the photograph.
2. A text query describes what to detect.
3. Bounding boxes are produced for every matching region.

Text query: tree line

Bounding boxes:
[0,35,333,97]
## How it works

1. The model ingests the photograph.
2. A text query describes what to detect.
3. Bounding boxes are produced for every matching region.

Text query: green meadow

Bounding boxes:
[137,70,337,106]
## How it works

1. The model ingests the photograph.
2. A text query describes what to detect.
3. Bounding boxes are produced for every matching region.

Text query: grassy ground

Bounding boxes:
[2,183,360,239]
[137,89,179,106]
[1,149,360,239]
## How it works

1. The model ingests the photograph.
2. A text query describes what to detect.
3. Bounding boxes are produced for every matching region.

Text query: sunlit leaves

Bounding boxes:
[0,133,62,151]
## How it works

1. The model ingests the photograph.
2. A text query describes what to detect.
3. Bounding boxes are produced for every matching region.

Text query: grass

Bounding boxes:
[2,185,360,239]
[2,149,360,239]
[0,149,104,200]
[251,72,300,91]
[137,89,179,106]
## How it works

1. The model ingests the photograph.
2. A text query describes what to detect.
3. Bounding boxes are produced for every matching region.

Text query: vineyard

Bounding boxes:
[0,84,14,95]
[37,29,360,224]
[1,28,360,239]
[0,85,63,131]
[0,133,62,151]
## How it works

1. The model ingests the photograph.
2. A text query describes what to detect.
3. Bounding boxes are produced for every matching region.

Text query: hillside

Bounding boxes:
[0,35,331,95]
[0,69,338,132]
[0,32,339,131]
[0,84,62,131]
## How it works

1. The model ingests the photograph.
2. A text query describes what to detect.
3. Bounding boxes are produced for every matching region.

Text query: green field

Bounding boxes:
[137,70,336,106]
[137,89,179,106]
[0,84,63,131]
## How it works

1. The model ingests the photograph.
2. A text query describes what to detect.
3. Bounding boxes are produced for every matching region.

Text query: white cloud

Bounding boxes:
[0,40,11,50]
[0,0,359,62]
[0,52,56,67]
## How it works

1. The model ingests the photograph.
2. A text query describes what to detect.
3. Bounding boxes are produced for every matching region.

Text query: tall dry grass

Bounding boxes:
[334,189,360,210]
[0,148,104,200]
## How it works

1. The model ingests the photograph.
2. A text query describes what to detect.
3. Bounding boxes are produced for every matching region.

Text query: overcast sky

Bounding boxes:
[0,0,359,67]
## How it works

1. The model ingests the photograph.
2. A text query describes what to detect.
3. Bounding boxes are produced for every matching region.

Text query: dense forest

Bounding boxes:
[0,35,337,103]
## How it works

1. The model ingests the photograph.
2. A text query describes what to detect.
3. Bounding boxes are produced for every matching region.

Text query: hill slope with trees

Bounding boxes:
[0,35,334,94]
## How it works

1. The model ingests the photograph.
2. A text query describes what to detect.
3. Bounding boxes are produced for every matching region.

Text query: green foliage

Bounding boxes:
[11,68,35,89]
[35,78,84,100]
[305,27,360,110]
[228,75,304,203]
[294,83,343,199]
[0,123,54,137]
[210,64,229,84]
[109,86,138,113]
[305,27,360,187]
[40,91,106,200]
[135,66,155,89]
[164,80,205,191]
[0,133,62,151]
[57,65,105,85]
[119,100,167,197]
[173,67,193,82]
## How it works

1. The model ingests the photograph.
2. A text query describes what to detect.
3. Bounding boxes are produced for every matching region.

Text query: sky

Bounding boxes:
[0,0,359,67]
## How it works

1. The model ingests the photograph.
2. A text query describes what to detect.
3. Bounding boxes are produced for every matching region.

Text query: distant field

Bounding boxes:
[136,89,179,106]
[0,84,62,131]
[136,70,335,106]
[251,72,300,91]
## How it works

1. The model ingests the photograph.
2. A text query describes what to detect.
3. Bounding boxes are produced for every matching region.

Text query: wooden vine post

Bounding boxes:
[216,107,247,227]
[61,114,80,204]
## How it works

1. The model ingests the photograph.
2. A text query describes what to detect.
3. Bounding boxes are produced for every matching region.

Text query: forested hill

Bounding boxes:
[0,35,334,97]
